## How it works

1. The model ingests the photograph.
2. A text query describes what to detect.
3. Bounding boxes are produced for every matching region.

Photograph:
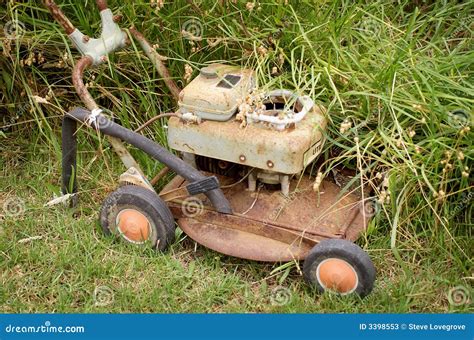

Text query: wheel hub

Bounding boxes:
[316,258,358,294]
[116,209,150,243]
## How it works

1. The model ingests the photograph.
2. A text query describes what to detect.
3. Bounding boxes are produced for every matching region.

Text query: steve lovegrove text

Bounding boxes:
[407,323,466,331]
[359,323,467,331]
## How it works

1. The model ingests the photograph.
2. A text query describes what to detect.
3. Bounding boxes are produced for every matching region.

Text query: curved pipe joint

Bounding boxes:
[44,0,126,66]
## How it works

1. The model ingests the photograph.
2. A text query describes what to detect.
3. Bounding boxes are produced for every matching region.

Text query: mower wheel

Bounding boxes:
[303,239,375,297]
[100,185,175,251]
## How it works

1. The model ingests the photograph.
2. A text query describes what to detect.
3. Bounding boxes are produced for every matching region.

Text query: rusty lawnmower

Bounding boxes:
[46,0,376,297]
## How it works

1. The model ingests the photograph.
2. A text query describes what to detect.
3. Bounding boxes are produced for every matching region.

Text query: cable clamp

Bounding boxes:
[87,108,103,127]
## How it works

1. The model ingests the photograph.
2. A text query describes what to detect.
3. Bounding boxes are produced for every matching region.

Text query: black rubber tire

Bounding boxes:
[303,239,376,297]
[99,185,175,251]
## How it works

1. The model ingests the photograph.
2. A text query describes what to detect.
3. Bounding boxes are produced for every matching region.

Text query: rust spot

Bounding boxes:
[217,160,229,170]
[96,0,108,11]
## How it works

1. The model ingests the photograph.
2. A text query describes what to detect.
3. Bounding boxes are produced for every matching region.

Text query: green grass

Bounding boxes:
[0,0,472,312]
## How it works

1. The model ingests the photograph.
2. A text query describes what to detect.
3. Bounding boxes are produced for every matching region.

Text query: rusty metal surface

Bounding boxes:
[150,166,170,186]
[72,56,97,110]
[44,0,109,33]
[44,0,76,34]
[178,217,315,262]
[161,174,368,262]
[96,0,108,11]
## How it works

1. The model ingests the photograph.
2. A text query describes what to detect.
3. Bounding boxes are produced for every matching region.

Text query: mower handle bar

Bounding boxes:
[44,0,108,35]
[44,0,180,110]
[47,1,232,213]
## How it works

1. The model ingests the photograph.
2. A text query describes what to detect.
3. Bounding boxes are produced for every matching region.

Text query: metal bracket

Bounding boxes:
[69,9,127,66]
[118,167,154,191]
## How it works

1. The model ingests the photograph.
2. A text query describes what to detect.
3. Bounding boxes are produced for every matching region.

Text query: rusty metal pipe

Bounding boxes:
[43,0,75,35]
[96,0,108,11]
[150,166,170,186]
[134,113,180,133]
[129,27,181,101]
[72,56,98,111]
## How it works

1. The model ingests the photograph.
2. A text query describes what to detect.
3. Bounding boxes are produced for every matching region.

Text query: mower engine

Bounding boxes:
[167,63,327,195]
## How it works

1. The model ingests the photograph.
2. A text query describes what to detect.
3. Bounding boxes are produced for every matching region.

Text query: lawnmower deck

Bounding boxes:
[161,174,368,262]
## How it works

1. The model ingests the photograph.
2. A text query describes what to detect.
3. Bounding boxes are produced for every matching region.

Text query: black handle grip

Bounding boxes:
[186,176,220,196]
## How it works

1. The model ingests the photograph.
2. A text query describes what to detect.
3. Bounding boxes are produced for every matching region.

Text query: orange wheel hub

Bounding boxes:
[316,258,358,294]
[116,209,150,243]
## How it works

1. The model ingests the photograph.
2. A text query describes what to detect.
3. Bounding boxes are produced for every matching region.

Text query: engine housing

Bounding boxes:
[167,65,327,195]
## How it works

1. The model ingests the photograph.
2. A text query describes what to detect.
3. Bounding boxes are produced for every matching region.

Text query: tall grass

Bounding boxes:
[0,0,472,312]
